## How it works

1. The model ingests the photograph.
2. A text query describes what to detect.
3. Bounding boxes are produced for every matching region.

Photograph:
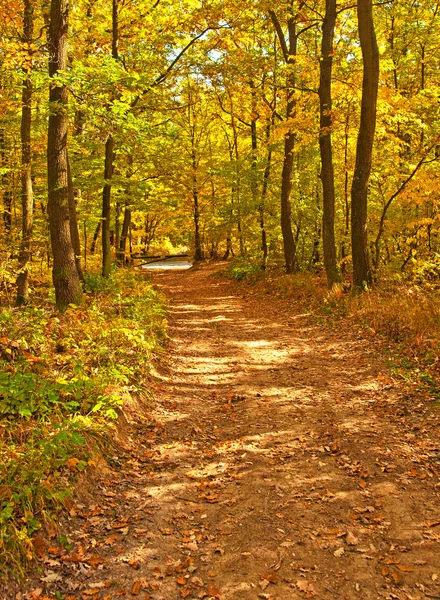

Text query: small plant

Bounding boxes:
[226,257,260,281]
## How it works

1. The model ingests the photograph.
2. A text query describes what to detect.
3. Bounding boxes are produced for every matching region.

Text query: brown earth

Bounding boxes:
[6,262,440,600]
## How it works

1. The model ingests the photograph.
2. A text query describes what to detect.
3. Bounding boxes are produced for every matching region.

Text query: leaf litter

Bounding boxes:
[6,263,440,600]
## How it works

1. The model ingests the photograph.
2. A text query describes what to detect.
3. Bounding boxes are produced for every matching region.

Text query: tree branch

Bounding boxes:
[269,10,289,62]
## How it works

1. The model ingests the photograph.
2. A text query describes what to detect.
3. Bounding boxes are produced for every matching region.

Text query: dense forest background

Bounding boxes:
[1,0,439,306]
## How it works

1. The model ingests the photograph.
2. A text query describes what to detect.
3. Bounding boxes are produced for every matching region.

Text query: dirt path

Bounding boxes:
[11,264,440,600]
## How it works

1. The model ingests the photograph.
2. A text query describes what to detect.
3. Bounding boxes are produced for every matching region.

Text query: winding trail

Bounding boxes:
[12,263,440,600]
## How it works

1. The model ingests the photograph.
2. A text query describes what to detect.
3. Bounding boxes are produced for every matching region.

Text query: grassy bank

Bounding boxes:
[0,270,166,579]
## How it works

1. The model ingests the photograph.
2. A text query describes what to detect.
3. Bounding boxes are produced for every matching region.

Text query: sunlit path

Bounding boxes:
[11,264,440,600]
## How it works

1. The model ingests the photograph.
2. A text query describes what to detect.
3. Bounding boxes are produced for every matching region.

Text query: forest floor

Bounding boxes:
[8,262,440,600]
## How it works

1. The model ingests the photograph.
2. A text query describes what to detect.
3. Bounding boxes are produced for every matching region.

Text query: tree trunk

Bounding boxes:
[90,221,101,254]
[47,0,82,309]
[101,134,114,277]
[101,0,118,278]
[0,130,12,238]
[67,153,84,281]
[270,9,298,274]
[319,0,341,288]
[222,236,233,260]
[16,0,34,305]
[341,109,351,271]
[351,0,379,289]
[189,97,203,261]
[192,167,203,261]
[117,205,131,263]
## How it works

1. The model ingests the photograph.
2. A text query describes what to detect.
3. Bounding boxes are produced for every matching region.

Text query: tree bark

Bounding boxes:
[192,149,203,261]
[90,221,101,254]
[101,134,114,277]
[351,0,379,289]
[117,205,131,263]
[319,0,341,288]
[0,130,12,238]
[16,0,34,305]
[47,0,82,309]
[270,9,298,274]
[67,153,84,281]
[101,0,118,277]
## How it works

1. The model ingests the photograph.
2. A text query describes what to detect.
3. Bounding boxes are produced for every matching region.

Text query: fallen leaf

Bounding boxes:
[424,521,440,528]
[85,554,104,568]
[32,536,47,558]
[131,580,141,595]
[333,547,344,557]
[390,571,401,584]
[396,564,414,572]
[345,532,359,546]
[40,571,62,583]
[296,580,316,596]
[66,457,80,471]
[263,573,279,584]
[206,583,222,599]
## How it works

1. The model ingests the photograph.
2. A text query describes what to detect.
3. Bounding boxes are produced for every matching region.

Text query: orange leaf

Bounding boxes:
[85,554,104,568]
[131,580,141,595]
[32,535,46,558]
[176,577,187,585]
[264,573,279,584]
[206,583,222,599]
[424,520,440,528]
[390,571,401,584]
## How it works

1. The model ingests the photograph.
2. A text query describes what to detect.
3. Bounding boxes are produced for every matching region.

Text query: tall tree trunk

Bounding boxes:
[67,153,84,281]
[90,221,101,254]
[117,205,131,263]
[101,134,114,277]
[115,200,121,251]
[192,149,203,261]
[319,0,341,288]
[351,0,379,289]
[101,0,118,278]
[16,0,34,305]
[270,9,298,274]
[259,119,273,271]
[47,0,82,309]
[188,94,203,262]
[0,130,12,238]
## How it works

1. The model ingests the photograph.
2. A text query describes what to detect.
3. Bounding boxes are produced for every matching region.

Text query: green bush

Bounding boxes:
[226,257,260,281]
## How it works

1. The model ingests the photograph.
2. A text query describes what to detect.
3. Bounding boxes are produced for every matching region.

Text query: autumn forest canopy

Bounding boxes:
[0,0,439,307]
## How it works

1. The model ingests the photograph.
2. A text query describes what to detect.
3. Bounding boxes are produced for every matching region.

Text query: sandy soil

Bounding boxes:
[6,263,440,600]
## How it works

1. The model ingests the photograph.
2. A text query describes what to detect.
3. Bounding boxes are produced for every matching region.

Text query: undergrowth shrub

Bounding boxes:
[0,269,166,577]
[226,257,261,281]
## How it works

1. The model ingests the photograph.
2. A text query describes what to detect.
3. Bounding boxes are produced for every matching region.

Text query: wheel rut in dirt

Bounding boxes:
[11,263,440,600]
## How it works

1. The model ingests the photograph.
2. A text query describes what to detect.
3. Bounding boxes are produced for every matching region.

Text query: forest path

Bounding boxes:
[16,263,440,600]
